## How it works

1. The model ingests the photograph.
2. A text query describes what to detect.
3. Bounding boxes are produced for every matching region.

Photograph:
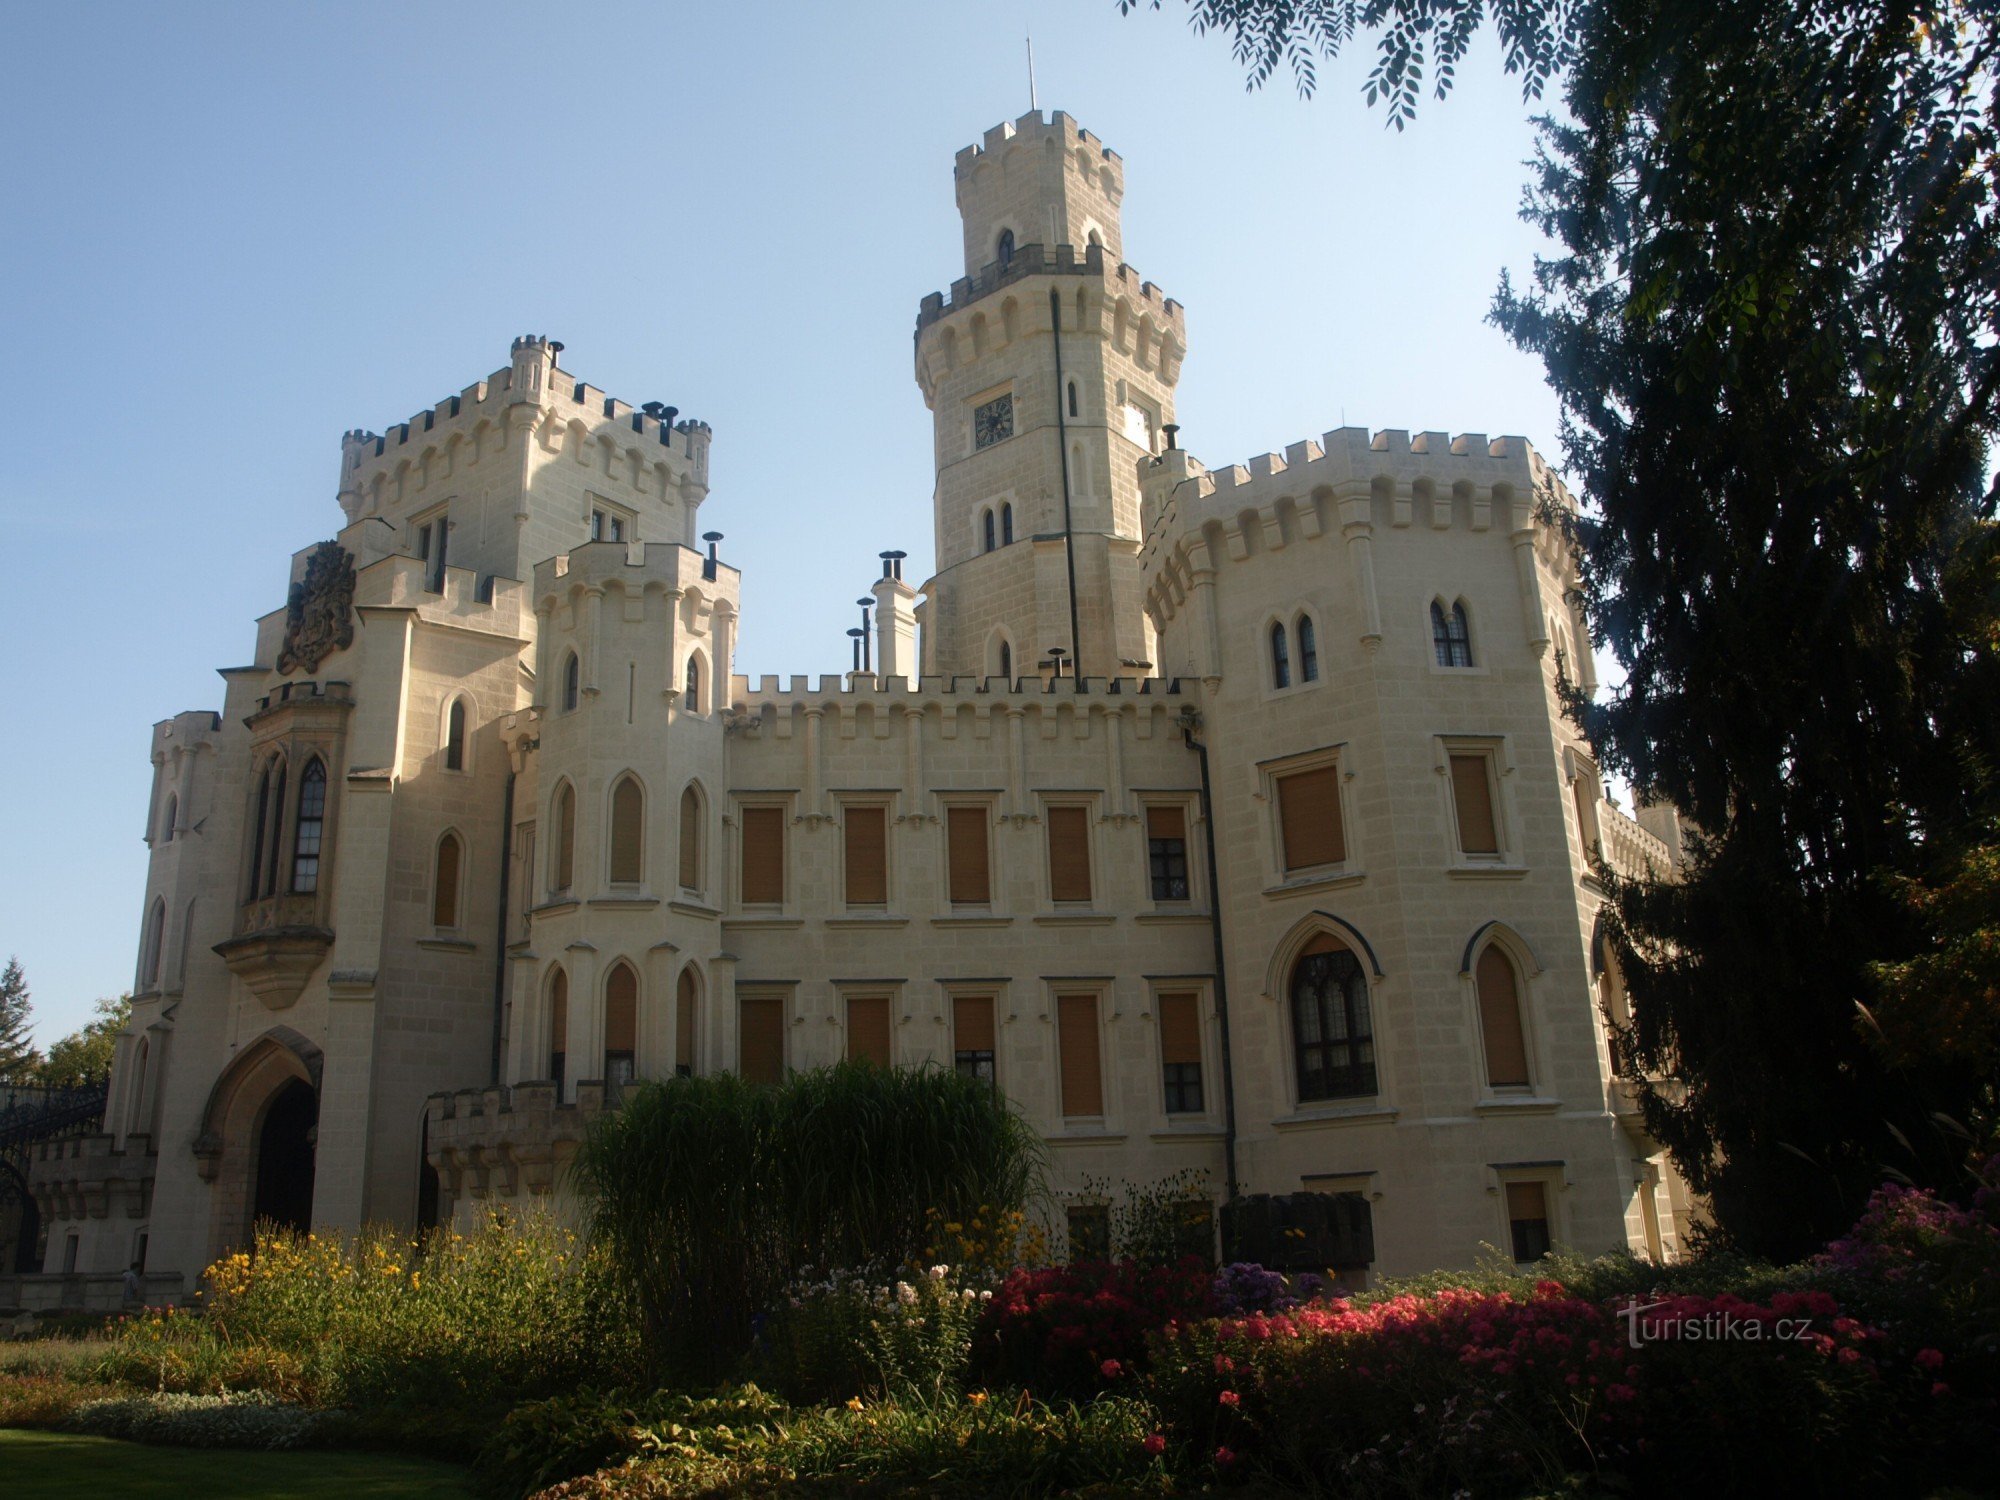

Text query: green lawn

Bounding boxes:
[0,1429,473,1497]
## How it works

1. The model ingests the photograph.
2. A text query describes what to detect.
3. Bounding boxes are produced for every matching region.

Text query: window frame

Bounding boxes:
[940,797,997,909]
[837,795,894,910]
[1041,796,1097,908]
[561,651,581,714]
[289,758,328,895]
[677,782,706,897]
[1469,934,1538,1094]
[1151,984,1211,1121]
[1430,598,1476,670]
[1436,737,1515,868]
[946,986,1001,1094]
[432,829,465,930]
[1053,985,1111,1126]
[607,773,646,888]
[1497,1170,1561,1265]
[734,797,792,910]
[838,986,899,1069]
[1142,798,1194,905]
[603,960,640,1087]
[442,695,470,774]
[736,986,791,1086]
[1288,937,1379,1105]
[1264,746,1356,886]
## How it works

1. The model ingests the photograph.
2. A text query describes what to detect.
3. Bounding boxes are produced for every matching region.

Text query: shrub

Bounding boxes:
[575,1062,1047,1380]
[973,1258,1215,1396]
[475,1385,788,1500]
[64,1389,321,1450]
[756,1263,988,1403]
[0,1370,127,1429]
[1210,1262,1329,1317]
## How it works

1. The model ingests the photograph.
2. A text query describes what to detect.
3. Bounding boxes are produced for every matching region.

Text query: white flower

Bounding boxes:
[896,1281,919,1306]
[928,1264,949,1281]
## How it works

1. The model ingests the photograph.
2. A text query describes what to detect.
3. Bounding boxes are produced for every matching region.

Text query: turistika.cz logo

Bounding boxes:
[1618,1299,1818,1349]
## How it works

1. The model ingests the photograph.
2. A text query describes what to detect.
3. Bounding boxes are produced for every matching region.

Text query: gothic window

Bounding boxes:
[547,968,569,1091]
[1270,622,1291,688]
[140,898,165,990]
[290,760,326,894]
[1297,615,1319,682]
[675,967,699,1078]
[996,228,1014,266]
[1433,601,1473,667]
[1001,502,1014,544]
[982,508,996,553]
[678,784,703,892]
[562,651,580,713]
[160,794,177,844]
[418,514,448,593]
[604,963,638,1087]
[609,775,644,885]
[444,698,467,771]
[1067,381,1079,418]
[433,832,463,928]
[552,782,576,892]
[998,640,1012,682]
[1290,937,1376,1102]
[684,656,702,713]
[1476,945,1531,1087]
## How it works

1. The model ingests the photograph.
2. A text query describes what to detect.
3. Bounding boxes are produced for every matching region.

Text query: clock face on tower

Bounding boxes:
[973,393,1014,450]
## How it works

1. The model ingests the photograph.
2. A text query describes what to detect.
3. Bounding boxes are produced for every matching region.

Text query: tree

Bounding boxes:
[34,994,132,1091]
[0,957,36,1082]
[1133,0,2000,1256]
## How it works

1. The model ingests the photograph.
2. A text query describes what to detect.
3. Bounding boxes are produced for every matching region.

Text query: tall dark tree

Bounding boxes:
[0,957,37,1081]
[1130,0,2000,1255]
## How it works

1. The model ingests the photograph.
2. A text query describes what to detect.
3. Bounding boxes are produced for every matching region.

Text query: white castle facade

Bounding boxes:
[27,112,1691,1295]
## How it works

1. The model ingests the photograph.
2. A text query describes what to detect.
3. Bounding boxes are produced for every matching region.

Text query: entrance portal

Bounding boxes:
[252,1079,317,1234]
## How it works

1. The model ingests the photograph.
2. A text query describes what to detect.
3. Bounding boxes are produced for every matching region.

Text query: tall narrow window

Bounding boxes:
[562,652,580,713]
[247,765,271,900]
[1057,993,1104,1118]
[996,228,1014,266]
[1067,381,1079,418]
[683,656,701,713]
[547,969,569,1090]
[1449,753,1501,856]
[609,775,644,884]
[739,805,785,906]
[1433,601,1473,667]
[1047,805,1092,904]
[998,640,1012,682]
[160,794,177,844]
[1290,936,1376,1101]
[983,509,996,553]
[291,760,326,894]
[140,898,165,990]
[1001,502,1014,544]
[845,994,892,1067]
[678,785,702,891]
[1270,622,1291,688]
[1507,1180,1552,1263]
[1276,764,1347,871]
[444,699,467,771]
[843,805,888,906]
[604,964,637,1086]
[1476,946,1531,1087]
[1146,804,1190,900]
[946,806,990,905]
[433,832,462,928]
[263,760,287,897]
[738,993,784,1084]
[1297,616,1319,682]
[675,967,698,1078]
[1158,992,1203,1114]
[953,994,995,1088]
[553,782,576,891]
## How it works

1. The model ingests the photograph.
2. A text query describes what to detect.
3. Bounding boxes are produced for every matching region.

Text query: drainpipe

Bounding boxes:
[1181,712,1238,1199]
[489,770,515,1084]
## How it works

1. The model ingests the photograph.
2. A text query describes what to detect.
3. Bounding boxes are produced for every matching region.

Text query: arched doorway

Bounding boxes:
[251,1079,317,1234]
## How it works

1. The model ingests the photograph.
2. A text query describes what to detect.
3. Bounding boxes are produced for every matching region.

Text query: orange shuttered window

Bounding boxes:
[1277,765,1346,870]
[674,967,697,1077]
[1450,754,1499,855]
[846,995,892,1066]
[1058,994,1104,1117]
[609,777,644,884]
[953,994,995,1053]
[1047,806,1092,903]
[739,995,784,1085]
[740,806,785,905]
[1476,947,1531,1086]
[678,787,701,890]
[947,806,991,904]
[432,833,461,928]
[845,806,888,905]
[1158,992,1201,1066]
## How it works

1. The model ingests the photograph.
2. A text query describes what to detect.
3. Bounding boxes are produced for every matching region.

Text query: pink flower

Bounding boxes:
[1214,1446,1237,1466]
[1099,1358,1123,1379]
[1931,1381,1952,1398]
[1142,1433,1167,1456]
[1915,1348,1945,1370]
[1214,1353,1236,1374]
[1218,1389,1241,1408]
[1607,1384,1637,1403]
[1837,1347,1862,1365]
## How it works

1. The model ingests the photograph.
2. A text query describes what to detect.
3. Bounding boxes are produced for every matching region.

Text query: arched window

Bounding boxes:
[552,782,576,891]
[140,897,166,990]
[1433,601,1473,667]
[609,775,644,884]
[999,640,1012,682]
[264,759,287,896]
[547,968,569,1090]
[604,963,638,1086]
[1475,945,1531,1087]
[1001,502,1014,545]
[562,651,580,712]
[1067,381,1079,418]
[1270,622,1291,689]
[246,761,273,900]
[996,228,1014,266]
[433,832,463,928]
[683,656,701,714]
[1290,935,1376,1101]
[982,509,996,553]
[160,794,177,844]
[678,784,703,891]
[1297,615,1319,682]
[290,759,326,894]
[1596,936,1633,1077]
[675,967,699,1078]
[444,698,467,771]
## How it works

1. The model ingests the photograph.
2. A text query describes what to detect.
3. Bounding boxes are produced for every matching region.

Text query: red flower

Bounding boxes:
[1100,1358,1123,1379]
[1915,1348,1945,1370]
[1214,1446,1237,1466]
[1142,1433,1167,1455]
[1218,1389,1241,1407]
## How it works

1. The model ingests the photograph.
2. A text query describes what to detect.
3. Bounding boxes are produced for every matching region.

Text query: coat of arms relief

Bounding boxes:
[276,540,356,674]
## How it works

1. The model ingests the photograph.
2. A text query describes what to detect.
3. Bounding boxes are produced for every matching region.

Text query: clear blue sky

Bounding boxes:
[0,1,1567,1045]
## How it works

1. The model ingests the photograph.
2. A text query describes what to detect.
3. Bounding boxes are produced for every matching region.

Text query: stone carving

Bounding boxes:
[276,542,356,674]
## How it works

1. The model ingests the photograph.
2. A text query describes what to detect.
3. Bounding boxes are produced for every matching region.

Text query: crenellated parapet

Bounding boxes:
[953,110,1128,270]
[726,672,1188,743]
[424,1081,620,1205]
[29,1131,156,1227]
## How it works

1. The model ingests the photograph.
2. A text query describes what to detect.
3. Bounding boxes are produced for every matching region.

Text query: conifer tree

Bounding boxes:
[0,956,38,1082]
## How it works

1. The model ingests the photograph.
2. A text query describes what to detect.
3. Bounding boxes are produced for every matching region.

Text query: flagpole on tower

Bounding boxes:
[1027,36,1037,111]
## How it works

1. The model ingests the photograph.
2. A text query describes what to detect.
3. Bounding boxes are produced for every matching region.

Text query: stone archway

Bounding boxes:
[193,1028,323,1256]
[252,1079,317,1235]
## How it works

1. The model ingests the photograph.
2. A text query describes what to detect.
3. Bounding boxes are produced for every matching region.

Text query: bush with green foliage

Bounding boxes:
[64,1389,320,1450]
[575,1062,1046,1380]
[755,1263,989,1404]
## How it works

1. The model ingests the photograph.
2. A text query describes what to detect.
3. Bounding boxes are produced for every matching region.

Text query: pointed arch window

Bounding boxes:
[290,760,326,894]
[675,967,699,1078]
[552,782,576,892]
[444,699,467,771]
[1297,616,1319,682]
[140,897,166,990]
[999,640,1012,682]
[1067,381,1079,418]
[683,656,702,713]
[1476,945,1531,1087]
[604,963,638,1086]
[547,968,569,1091]
[1290,935,1376,1101]
[982,509,996,553]
[433,832,463,928]
[609,776,644,885]
[1270,622,1291,689]
[1001,502,1014,545]
[678,784,703,892]
[996,228,1014,267]
[1433,601,1473,667]
[160,794,177,844]
[562,651,581,712]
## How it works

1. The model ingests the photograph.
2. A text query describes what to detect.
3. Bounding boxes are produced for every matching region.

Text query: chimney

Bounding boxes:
[871,552,918,680]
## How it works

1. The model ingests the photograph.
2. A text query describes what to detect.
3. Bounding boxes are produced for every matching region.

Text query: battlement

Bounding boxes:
[916,241,1183,332]
[532,538,741,608]
[150,708,223,756]
[247,678,352,718]
[954,110,1122,180]
[727,673,1187,740]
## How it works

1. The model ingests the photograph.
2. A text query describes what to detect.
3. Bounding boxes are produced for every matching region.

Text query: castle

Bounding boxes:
[23,112,1691,1298]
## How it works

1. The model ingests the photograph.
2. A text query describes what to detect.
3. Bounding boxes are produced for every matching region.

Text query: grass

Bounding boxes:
[0,1428,473,1498]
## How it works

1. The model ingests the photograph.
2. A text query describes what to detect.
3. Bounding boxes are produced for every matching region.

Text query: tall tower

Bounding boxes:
[914,112,1186,681]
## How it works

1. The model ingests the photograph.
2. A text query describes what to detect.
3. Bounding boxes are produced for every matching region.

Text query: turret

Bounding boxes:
[954,111,1126,274]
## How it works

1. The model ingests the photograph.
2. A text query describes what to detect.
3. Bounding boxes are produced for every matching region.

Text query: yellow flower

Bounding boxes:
[846,1397,864,1411]
[968,1391,988,1406]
